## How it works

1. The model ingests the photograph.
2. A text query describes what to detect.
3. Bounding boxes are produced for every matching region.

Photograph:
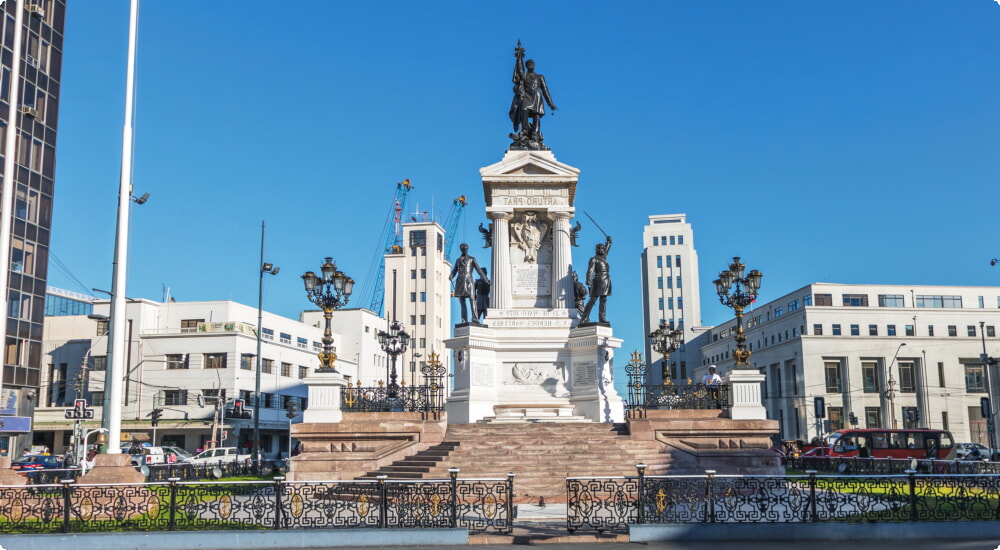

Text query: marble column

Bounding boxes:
[549,211,574,311]
[489,211,513,309]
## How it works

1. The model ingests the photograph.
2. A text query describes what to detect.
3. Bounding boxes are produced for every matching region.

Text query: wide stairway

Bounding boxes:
[359,422,671,503]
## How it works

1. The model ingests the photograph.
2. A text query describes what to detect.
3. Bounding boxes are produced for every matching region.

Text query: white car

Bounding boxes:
[183,447,248,464]
[954,442,990,459]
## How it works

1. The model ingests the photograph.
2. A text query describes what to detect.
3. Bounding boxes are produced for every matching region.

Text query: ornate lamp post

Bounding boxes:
[649,321,684,382]
[302,258,354,373]
[378,320,410,397]
[714,257,762,369]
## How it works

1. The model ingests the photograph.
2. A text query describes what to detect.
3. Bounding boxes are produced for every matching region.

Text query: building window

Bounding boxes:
[941,411,949,431]
[281,362,292,377]
[898,362,915,393]
[824,361,842,393]
[862,362,879,393]
[669,236,675,245]
[168,354,188,370]
[299,366,309,379]
[410,315,417,325]
[262,359,274,374]
[657,277,662,289]
[979,296,985,308]
[280,332,291,344]
[964,360,987,393]
[410,292,416,302]
[658,298,664,310]
[843,294,869,307]
[878,294,905,307]
[788,300,798,311]
[667,297,674,310]
[181,319,203,333]
[262,328,274,341]
[653,237,659,246]
[162,389,188,406]
[905,325,914,337]
[887,325,896,336]
[666,277,673,289]
[420,269,426,278]
[813,324,822,335]
[869,325,878,336]
[828,406,844,432]
[656,256,662,268]
[675,255,681,267]
[815,294,833,306]
[916,295,962,308]
[677,297,683,310]
[850,324,860,336]
[988,326,996,337]
[775,307,783,318]
[928,325,935,337]
[410,269,417,279]
[92,356,107,372]
[666,256,672,267]
[96,319,109,336]
[677,276,682,288]
[420,292,427,302]
[865,407,882,429]
[678,235,684,245]
[948,325,957,337]
[968,325,977,337]
[297,337,308,349]
[420,315,426,325]
[832,324,842,336]
[204,353,226,369]
[409,230,427,247]
[239,354,254,370]
[938,362,945,387]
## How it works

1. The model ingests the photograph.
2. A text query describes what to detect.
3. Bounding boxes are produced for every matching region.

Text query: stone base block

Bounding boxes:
[80,453,145,484]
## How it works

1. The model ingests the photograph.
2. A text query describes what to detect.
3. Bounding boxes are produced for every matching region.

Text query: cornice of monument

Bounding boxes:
[480,150,579,207]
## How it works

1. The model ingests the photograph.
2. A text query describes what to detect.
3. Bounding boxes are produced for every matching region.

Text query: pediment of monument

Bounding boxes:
[480,150,580,180]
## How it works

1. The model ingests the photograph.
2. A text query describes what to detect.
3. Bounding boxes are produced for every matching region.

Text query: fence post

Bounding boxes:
[60,478,75,533]
[377,475,388,528]
[448,467,460,528]
[273,476,285,529]
[635,463,647,524]
[168,477,180,531]
[806,470,817,522]
[705,470,716,523]
[506,472,515,534]
[905,469,918,522]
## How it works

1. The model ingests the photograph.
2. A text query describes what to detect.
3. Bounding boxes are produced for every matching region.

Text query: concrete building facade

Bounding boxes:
[696,283,1000,445]
[640,214,703,384]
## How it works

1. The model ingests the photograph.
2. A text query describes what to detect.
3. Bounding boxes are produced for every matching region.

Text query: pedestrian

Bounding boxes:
[62,453,74,469]
[702,365,723,409]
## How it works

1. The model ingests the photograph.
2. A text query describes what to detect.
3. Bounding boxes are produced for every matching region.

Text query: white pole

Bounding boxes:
[0,0,26,410]
[105,0,140,454]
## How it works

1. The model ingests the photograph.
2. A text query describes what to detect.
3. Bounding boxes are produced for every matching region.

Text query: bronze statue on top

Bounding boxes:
[450,243,490,324]
[581,236,612,325]
[509,40,557,150]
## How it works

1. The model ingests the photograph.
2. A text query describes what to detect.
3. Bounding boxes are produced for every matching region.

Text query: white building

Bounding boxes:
[382,221,452,386]
[696,283,1000,445]
[37,298,358,458]
[640,214,704,384]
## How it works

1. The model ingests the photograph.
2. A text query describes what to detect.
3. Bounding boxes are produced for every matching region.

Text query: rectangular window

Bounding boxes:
[667,297,673,310]
[280,332,291,344]
[824,361,842,393]
[419,338,426,348]
[988,326,996,337]
[964,360,987,393]
[262,328,274,341]
[815,294,833,306]
[410,292,416,302]
[162,389,187,406]
[409,230,427,247]
[941,411,949,431]
[843,294,869,307]
[948,325,957,337]
[168,354,188,370]
[420,292,427,302]
[658,298,664,310]
[850,324,860,336]
[832,324,842,336]
[204,353,226,369]
[677,297,683,310]
[410,315,417,325]
[828,406,844,432]
[669,236,675,245]
[92,356,107,372]
[775,307,783,317]
[887,325,896,336]
[420,315,426,325]
[813,324,823,335]
[916,295,963,308]
[979,296,985,308]
[787,300,798,311]
[653,236,659,246]
[938,362,945,388]
[928,325,935,337]
[181,319,203,333]
[410,269,417,279]
[905,325,915,337]
[656,256,662,268]
[678,235,684,245]
[297,337,308,349]
[96,319,109,336]
[675,255,681,267]
[262,359,274,374]
[240,354,254,370]
[862,362,879,393]
[869,324,878,336]
[865,407,882,429]
[281,362,292,377]
[968,325,977,337]
[878,294,905,307]
[299,366,308,379]
[665,256,672,268]
[677,276,682,288]
[657,276,662,289]
[803,295,813,306]
[899,362,915,393]
[420,269,426,278]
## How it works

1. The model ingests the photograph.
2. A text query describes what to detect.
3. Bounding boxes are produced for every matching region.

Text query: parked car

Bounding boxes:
[183,447,247,465]
[158,446,193,463]
[11,455,65,480]
[954,443,990,460]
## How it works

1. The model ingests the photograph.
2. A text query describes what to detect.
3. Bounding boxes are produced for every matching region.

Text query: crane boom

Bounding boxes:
[361,179,413,316]
[443,196,468,260]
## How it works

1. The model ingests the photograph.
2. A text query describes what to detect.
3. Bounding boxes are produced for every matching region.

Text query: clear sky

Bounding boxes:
[49,2,1000,391]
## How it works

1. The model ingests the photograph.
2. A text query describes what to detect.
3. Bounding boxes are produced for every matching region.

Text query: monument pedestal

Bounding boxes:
[80,453,145,484]
[302,369,348,424]
[445,311,623,423]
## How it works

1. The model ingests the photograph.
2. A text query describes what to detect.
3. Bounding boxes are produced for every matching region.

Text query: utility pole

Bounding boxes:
[980,321,998,458]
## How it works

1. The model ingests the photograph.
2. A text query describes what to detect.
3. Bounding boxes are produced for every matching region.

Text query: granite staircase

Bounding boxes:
[359,422,671,503]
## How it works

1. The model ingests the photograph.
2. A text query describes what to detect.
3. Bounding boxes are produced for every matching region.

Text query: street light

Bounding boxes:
[378,320,410,397]
[884,342,907,429]
[302,257,354,373]
[714,257,762,369]
[649,320,684,382]
[253,221,279,468]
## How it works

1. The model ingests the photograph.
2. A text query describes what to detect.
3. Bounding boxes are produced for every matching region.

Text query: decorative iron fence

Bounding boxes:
[22,460,290,485]
[0,474,513,535]
[788,455,1000,476]
[624,351,730,412]
[341,383,446,413]
[567,468,1000,533]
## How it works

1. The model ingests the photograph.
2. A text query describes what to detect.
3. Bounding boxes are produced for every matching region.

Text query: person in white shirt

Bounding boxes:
[702,366,722,386]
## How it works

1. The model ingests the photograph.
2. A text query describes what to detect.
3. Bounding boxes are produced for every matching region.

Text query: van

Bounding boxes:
[183,447,246,464]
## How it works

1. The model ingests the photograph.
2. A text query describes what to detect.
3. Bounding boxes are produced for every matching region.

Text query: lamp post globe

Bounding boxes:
[714,257,762,369]
[649,321,684,382]
[302,257,354,373]
[378,320,410,397]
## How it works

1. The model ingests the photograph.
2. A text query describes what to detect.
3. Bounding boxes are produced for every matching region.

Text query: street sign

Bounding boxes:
[221,430,228,441]
[64,399,95,420]
[0,416,31,433]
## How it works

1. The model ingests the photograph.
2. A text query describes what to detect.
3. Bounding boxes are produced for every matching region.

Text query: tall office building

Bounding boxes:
[0,2,66,456]
[640,214,702,384]
[382,221,452,387]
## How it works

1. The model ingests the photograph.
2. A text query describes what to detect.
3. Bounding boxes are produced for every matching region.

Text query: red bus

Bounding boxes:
[816,429,955,460]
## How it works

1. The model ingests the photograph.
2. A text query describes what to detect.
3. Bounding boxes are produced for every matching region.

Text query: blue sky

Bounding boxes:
[50,2,1000,387]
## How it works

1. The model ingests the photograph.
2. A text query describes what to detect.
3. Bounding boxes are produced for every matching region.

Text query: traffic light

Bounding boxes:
[914,409,921,423]
[848,412,858,426]
[227,399,252,419]
[982,397,992,419]
[285,400,299,420]
[814,397,825,419]
[150,408,163,427]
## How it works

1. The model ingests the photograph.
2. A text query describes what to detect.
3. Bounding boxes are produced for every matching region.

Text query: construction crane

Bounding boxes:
[443,196,468,260]
[360,179,413,316]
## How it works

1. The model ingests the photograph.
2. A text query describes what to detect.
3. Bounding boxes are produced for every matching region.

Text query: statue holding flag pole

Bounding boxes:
[508,40,557,150]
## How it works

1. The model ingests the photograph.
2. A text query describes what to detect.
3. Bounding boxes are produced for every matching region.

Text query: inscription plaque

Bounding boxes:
[573,361,598,386]
[512,264,551,296]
